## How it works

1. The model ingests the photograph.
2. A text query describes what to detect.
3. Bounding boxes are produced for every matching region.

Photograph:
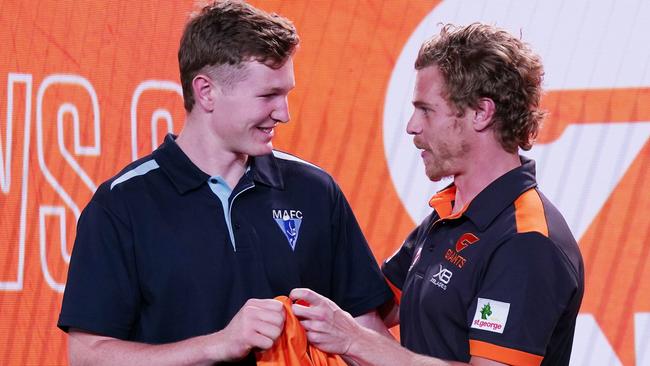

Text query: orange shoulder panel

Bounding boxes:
[513,188,549,237]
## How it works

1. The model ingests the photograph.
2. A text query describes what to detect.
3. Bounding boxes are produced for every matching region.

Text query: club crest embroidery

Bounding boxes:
[272,209,303,250]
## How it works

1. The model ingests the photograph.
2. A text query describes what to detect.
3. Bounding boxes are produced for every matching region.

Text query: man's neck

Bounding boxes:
[175,123,248,189]
[452,150,521,214]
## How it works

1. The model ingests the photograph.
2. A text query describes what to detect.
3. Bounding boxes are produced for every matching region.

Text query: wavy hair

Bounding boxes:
[415,23,546,152]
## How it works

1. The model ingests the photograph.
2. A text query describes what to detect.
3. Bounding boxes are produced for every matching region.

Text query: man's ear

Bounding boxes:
[472,97,496,132]
[192,74,215,112]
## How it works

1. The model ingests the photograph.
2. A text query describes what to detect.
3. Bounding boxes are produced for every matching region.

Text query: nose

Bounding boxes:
[406,112,421,135]
[271,96,290,123]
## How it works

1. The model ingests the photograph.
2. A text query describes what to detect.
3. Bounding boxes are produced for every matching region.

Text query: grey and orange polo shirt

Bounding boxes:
[382,157,584,366]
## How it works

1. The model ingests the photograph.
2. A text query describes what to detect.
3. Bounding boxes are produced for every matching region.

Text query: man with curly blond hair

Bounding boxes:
[291,23,584,366]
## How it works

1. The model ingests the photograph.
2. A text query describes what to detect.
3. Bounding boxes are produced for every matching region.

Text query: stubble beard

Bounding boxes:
[425,117,471,181]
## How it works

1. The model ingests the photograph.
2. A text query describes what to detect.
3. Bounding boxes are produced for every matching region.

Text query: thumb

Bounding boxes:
[289,288,322,306]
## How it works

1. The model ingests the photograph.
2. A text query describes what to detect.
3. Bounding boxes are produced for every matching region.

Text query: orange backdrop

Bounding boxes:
[0,1,648,365]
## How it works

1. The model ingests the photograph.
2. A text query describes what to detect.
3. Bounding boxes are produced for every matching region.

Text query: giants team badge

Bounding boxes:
[272,209,303,250]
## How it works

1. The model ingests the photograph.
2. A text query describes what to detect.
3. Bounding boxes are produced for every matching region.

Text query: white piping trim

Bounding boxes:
[271,150,322,170]
[110,159,160,190]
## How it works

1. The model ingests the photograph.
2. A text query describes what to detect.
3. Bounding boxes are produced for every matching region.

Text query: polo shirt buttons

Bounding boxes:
[234,223,241,230]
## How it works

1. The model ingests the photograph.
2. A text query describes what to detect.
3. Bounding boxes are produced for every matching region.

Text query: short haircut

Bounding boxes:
[178,0,299,111]
[415,23,546,152]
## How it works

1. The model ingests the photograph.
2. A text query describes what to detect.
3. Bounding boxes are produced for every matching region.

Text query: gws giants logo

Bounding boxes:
[455,233,479,252]
[272,209,303,250]
[444,233,479,269]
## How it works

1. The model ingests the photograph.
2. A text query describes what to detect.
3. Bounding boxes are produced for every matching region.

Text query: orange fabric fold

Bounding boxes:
[256,296,347,366]
[385,276,402,305]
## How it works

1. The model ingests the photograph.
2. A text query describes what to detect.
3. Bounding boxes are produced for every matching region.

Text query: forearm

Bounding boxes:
[68,330,230,366]
[69,298,285,365]
[344,327,467,366]
[289,289,493,366]
[354,310,393,339]
[341,312,391,366]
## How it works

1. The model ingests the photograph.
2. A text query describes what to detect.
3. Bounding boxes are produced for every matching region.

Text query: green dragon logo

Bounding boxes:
[480,303,492,320]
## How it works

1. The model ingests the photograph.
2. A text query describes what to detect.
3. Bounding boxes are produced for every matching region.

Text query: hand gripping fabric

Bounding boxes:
[256,296,347,366]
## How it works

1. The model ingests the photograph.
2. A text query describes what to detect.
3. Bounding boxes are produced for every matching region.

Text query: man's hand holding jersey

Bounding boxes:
[289,288,361,356]
[288,288,502,366]
[216,298,286,361]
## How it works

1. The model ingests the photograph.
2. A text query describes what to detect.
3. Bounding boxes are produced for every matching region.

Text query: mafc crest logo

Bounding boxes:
[272,209,303,250]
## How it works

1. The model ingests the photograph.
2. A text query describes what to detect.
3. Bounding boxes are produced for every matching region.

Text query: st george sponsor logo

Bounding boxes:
[473,319,503,332]
[471,298,510,334]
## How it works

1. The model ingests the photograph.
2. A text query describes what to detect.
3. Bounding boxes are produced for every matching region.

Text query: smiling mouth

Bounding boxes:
[257,127,274,134]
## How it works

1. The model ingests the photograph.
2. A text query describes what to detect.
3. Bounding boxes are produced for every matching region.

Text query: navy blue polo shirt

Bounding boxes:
[58,134,391,351]
[383,157,584,366]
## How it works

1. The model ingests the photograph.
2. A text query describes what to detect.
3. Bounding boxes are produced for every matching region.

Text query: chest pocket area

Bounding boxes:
[254,217,303,296]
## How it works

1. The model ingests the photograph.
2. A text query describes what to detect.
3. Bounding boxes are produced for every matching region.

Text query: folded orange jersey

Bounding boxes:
[256,296,347,366]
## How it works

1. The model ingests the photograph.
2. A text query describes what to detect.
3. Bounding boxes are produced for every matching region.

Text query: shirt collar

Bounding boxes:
[428,156,538,230]
[153,134,285,194]
[249,153,285,190]
[152,134,210,194]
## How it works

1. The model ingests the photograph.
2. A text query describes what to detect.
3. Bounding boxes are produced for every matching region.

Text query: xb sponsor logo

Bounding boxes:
[429,263,453,290]
[272,209,303,251]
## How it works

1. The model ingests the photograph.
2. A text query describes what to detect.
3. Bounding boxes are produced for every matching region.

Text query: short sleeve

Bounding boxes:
[328,185,392,317]
[382,214,434,291]
[467,232,580,365]
[57,197,140,339]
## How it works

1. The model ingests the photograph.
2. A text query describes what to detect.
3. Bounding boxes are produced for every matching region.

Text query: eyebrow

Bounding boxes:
[261,85,294,94]
[412,100,433,109]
